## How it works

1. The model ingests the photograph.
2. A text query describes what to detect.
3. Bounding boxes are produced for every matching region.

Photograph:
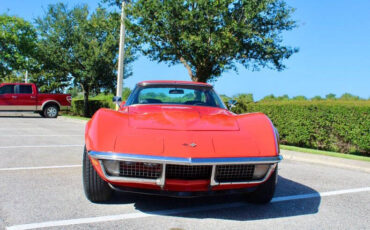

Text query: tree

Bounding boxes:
[276,94,289,101]
[235,93,254,103]
[292,95,307,101]
[325,93,336,100]
[36,3,134,116]
[106,0,297,82]
[261,94,276,102]
[339,93,360,101]
[0,14,38,79]
[0,73,24,83]
[311,95,323,101]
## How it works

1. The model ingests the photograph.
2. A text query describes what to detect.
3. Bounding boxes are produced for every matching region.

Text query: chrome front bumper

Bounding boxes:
[88,151,282,188]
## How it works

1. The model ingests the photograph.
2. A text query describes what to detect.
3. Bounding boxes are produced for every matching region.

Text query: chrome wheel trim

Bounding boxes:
[47,106,58,117]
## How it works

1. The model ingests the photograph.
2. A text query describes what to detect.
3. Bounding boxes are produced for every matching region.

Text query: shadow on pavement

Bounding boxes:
[0,112,42,118]
[106,176,320,221]
[0,115,42,118]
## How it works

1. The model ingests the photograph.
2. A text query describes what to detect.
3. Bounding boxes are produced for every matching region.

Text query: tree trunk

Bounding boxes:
[194,69,209,83]
[179,57,211,83]
[83,90,89,117]
[81,83,89,117]
[180,57,195,81]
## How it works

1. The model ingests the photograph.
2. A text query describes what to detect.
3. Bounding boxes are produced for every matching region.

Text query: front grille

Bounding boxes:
[215,164,255,182]
[166,164,212,180]
[119,162,162,179]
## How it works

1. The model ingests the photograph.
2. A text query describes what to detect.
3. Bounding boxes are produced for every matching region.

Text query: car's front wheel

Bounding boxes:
[246,165,278,204]
[83,147,113,202]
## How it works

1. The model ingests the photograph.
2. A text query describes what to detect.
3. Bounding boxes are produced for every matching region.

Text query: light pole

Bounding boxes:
[25,70,28,83]
[25,57,29,83]
[116,0,128,110]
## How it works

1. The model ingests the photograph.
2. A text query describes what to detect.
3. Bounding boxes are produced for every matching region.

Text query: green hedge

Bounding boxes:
[231,100,370,155]
[69,92,369,155]
[68,91,131,117]
[70,99,114,117]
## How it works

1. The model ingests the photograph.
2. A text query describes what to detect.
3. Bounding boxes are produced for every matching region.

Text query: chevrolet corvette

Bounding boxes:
[83,80,282,203]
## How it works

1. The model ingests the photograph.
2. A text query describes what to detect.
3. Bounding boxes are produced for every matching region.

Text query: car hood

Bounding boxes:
[114,130,261,158]
[128,105,239,131]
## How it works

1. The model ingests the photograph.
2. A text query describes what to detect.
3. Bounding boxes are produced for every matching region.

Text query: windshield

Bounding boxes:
[126,84,226,109]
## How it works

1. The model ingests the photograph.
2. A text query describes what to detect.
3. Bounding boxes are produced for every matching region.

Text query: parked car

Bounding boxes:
[83,80,281,203]
[0,83,71,118]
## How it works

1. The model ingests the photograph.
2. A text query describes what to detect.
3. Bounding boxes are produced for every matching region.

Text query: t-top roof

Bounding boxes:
[137,80,212,87]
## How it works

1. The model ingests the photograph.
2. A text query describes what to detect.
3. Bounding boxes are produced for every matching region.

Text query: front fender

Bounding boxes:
[236,112,279,157]
[85,108,129,152]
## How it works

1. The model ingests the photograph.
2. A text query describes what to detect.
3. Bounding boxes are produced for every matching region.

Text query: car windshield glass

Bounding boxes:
[128,85,226,109]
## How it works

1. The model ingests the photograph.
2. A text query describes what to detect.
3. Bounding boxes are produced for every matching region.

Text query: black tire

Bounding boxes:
[247,166,278,204]
[83,147,113,202]
[43,104,59,118]
[38,112,45,117]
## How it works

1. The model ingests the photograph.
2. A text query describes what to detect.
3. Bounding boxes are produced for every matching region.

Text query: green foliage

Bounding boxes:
[0,73,24,83]
[36,3,135,115]
[71,99,113,117]
[325,93,336,99]
[67,87,80,98]
[121,87,132,101]
[260,94,276,102]
[113,0,298,82]
[276,94,290,101]
[235,94,254,103]
[292,95,307,101]
[231,100,370,155]
[0,14,38,78]
[69,88,132,117]
[311,95,323,101]
[340,93,360,101]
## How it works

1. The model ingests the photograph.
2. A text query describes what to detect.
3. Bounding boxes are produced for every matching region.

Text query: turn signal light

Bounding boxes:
[103,160,120,176]
[253,164,270,179]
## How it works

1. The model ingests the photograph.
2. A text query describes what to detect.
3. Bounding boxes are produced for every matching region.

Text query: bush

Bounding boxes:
[231,100,370,155]
[69,89,132,117]
[70,99,114,117]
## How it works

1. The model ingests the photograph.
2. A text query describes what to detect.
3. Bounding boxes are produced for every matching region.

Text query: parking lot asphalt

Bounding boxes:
[0,113,369,230]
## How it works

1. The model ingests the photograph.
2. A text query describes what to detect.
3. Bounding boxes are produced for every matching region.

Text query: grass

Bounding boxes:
[61,115,90,121]
[281,145,370,162]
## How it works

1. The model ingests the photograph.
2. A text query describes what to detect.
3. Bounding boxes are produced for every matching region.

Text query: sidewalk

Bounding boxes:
[281,149,370,173]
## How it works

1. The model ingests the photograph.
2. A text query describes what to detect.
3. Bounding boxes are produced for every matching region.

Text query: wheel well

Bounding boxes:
[43,102,60,111]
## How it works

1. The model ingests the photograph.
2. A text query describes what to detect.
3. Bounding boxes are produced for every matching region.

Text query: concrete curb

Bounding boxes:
[281,149,370,173]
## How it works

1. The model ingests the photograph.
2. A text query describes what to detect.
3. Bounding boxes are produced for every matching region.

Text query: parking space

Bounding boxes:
[0,114,369,230]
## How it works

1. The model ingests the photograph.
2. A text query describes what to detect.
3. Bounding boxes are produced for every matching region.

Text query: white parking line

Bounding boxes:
[0,128,46,130]
[0,135,83,137]
[6,187,370,230]
[0,144,83,149]
[0,165,82,171]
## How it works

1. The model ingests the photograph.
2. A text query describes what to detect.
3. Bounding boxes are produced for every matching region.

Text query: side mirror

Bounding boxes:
[113,96,122,105]
[228,99,237,109]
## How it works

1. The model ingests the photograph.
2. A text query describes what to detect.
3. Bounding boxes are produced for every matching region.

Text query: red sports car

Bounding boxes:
[83,80,281,203]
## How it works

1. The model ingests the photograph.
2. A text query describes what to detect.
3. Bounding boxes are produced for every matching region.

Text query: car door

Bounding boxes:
[14,84,36,110]
[0,84,17,111]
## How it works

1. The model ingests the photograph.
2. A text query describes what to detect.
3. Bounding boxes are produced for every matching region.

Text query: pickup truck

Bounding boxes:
[0,83,71,118]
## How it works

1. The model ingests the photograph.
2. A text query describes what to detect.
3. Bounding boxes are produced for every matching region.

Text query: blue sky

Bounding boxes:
[1,0,369,100]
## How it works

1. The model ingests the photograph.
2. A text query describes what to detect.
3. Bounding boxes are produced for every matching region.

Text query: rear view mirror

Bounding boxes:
[228,99,237,109]
[169,89,184,94]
